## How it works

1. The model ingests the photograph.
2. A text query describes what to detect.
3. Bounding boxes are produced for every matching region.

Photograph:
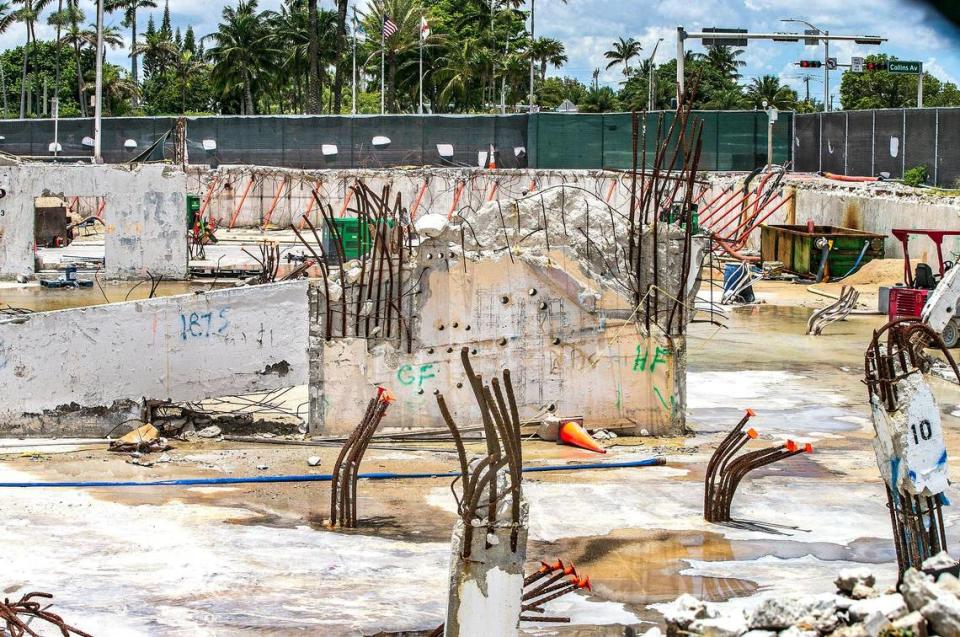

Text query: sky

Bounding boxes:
[5,0,959,108]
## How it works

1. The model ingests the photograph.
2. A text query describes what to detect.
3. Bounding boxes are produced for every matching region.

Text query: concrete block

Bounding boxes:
[0,280,309,437]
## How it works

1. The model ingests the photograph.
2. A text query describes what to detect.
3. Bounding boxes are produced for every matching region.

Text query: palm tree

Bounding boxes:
[704,86,747,110]
[105,0,157,89]
[205,0,276,114]
[53,0,86,116]
[306,0,319,113]
[528,36,565,81]
[434,37,482,111]
[579,86,617,113]
[698,45,746,81]
[332,0,348,112]
[14,0,53,118]
[604,36,641,77]
[263,1,336,113]
[76,21,124,52]
[132,20,177,77]
[744,75,797,110]
[84,64,138,115]
[362,0,424,112]
[169,50,205,113]
[0,2,17,117]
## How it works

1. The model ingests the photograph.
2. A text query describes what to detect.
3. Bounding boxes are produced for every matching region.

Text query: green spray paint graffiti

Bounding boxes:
[633,345,671,373]
[397,362,438,388]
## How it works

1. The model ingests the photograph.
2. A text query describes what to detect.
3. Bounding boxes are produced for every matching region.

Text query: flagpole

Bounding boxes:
[380,16,385,114]
[418,18,423,114]
[351,8,357,115]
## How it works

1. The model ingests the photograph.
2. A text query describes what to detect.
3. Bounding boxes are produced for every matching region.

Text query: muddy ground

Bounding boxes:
[2,279,960,635]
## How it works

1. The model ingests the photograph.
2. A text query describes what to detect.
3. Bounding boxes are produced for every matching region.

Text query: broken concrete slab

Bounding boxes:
[0,163,187,279]
[0,280,309,437]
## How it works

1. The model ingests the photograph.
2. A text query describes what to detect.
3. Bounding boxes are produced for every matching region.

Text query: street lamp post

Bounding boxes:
[647,37,663,111]
[528,0,535,110]
[781,19,829,112]
[93,0,104,163]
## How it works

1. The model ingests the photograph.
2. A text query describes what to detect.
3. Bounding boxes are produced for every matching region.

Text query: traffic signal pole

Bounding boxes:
[676,27,885,112]
[823,32,830,112]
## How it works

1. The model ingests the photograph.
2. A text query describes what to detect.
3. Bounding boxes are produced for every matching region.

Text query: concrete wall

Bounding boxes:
[701,175,960,263]
[0,163,187,279]
[310,253,681,436]
[0,281,309,436]
[190,167,641,229]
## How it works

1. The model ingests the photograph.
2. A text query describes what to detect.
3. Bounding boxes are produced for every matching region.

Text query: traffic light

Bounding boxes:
[799,60,823,68]
[866,61,888,71]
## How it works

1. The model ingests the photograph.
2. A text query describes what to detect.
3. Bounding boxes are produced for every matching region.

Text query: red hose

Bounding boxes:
[819,171,879,183]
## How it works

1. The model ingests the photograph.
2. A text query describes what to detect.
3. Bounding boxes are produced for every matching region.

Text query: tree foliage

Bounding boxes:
[0,4,959,118]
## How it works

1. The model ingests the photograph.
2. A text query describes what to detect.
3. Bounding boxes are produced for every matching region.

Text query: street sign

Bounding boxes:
[803,29,821,46]
[702,27,748,47]
[889,60,922,74]
[851,56,864,73]
[826,57,838,70]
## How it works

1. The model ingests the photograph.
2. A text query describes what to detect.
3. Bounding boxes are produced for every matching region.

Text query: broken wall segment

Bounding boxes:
[191,167,645,230]
[0,280,309,437]
[0,163,187,279]
[308,183,700,436]
[701,174,960,259]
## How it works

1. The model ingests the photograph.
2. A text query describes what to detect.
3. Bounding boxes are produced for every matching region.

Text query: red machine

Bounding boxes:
[889,229,960,346]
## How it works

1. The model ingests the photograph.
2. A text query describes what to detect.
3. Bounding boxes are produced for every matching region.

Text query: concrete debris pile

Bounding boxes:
[443,180,707,332]
[662,557,960,637]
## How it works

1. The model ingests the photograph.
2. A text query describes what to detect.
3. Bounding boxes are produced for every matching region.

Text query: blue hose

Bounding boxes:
[0,457,665,488]
[835,240,871,281]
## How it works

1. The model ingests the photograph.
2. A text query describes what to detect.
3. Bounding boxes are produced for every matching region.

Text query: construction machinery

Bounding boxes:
[889,229,960,347]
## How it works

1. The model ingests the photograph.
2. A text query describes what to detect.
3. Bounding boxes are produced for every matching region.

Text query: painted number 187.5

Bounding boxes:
[180,308,230,340]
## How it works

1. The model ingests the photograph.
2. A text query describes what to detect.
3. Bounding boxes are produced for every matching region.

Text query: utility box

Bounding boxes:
[322,218,394,262]
[186,194,201,227]
[760,224,885,277]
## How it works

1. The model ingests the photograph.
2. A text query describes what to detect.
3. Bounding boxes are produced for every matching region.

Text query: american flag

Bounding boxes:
[382,16,398,38]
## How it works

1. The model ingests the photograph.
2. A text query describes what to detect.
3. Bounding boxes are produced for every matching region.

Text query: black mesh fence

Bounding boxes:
[794,109,955,186]
[845,111,873,177]
[904,109,937,179]
[793,114,819,172]
[874,110,904,178]
[819,112,847,175]
[0,112,787,172]
[939,109,960,189]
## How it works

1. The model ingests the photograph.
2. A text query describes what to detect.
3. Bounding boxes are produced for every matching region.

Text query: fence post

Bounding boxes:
[818,112,823,173]
[844,112,849,176]
[934,108,940,187]
[901,109,907,178]
[871,111,876,178]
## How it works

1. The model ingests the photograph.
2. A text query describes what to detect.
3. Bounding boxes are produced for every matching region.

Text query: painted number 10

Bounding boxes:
[911,420,933,445]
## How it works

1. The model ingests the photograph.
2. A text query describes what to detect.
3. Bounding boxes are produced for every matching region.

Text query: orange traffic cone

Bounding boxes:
[487,144,497,169]
[558,422,606,454]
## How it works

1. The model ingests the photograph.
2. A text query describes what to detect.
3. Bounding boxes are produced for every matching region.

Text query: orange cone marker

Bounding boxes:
[559,422,606,454]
